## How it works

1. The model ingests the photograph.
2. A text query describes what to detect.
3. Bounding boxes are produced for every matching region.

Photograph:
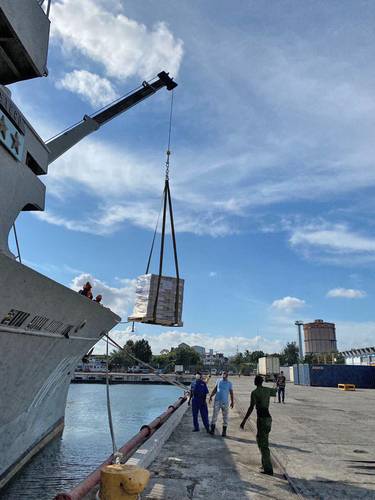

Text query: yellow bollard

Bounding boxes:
[99,464,150,500]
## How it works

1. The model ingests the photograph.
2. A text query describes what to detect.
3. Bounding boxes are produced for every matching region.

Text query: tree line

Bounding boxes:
[105,339,343,373]
[108,340,202,371]
[230,343,300,374]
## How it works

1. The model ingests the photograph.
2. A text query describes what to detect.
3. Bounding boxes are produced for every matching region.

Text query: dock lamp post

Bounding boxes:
[295,321,304,385]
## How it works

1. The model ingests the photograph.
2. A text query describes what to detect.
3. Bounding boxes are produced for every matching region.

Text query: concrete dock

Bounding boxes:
[142,377,375,499]
[142,396,294,499]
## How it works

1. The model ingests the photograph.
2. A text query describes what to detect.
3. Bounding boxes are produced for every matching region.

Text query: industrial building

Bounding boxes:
[341,346,375,366]
[304,319,337,355]
[192,345,206,357]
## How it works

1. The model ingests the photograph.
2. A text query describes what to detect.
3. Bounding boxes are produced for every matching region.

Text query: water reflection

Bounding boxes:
[2,383,182,499]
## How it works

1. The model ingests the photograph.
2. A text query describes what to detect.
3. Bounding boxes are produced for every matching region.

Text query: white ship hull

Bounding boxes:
[0,5,173,489]
[0,253,120,488]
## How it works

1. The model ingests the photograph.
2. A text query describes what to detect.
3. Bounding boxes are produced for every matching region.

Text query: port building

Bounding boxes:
[341,346,375,366]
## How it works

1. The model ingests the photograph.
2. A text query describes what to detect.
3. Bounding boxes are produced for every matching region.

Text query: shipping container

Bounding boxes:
[309,364,375,389]
[280,366,290,382]
[292,364,311,386]
[258,356,280,380]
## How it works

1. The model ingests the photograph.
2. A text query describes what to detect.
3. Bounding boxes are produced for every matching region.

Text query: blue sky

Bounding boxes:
[9,0,375,354]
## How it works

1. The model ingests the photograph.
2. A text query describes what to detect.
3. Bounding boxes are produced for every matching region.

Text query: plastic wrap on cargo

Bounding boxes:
[129,274,184,326]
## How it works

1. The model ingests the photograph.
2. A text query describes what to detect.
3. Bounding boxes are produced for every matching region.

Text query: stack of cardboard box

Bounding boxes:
[129,274,184,326]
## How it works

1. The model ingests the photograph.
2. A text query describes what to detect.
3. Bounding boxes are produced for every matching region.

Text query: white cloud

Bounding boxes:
[290,223,375,254]
[25,4,375,243]
[209,271,217,277]
[35,203,234,238]
[47,138,159,198]
[70,273,136,317]
[51,0,183,81]
[94,329,284,356]
[335,321,375,351]
[288,221,375,264]
[271,296,306,313]
[36,211,103,234]
[56,70,118,107]
[33,133,238,237]
[326,288,367,299]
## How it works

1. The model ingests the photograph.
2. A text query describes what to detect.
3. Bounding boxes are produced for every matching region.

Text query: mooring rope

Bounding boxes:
[105,333,189,392]
[105,335,123,464]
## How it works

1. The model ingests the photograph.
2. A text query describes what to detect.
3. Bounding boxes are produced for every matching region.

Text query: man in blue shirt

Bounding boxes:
[188,372,209,432]
[209,371,234,436]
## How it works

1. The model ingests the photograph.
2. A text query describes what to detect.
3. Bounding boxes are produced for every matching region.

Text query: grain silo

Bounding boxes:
[304,319,337,355]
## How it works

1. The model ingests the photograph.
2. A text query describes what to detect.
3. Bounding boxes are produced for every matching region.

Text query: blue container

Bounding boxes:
[293,364,311,385]
[309,365,375,389]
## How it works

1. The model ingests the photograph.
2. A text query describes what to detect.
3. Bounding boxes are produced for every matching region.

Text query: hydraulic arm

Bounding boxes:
[46,71,177,165]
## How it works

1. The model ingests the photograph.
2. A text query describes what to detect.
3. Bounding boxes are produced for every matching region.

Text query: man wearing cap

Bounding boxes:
[240,375,277,475]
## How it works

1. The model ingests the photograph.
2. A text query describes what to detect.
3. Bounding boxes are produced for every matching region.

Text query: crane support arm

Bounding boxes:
[46,71,177,165]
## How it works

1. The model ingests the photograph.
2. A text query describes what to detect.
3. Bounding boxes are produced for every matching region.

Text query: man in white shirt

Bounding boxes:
[209,371,234,437]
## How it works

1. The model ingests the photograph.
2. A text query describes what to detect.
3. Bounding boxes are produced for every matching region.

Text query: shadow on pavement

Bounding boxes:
[143,404,294,499]
[225,435,312,454]
[290,476,375,499]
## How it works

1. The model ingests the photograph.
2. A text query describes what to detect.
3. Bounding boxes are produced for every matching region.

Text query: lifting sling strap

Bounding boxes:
[144,90,180,325]
[145,178,180,325]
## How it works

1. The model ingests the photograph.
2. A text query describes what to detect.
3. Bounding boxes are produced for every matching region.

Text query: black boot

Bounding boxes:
[209,424,215,435]
[222,426,227,437]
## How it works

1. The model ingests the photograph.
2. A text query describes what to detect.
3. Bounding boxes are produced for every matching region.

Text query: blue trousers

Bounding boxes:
[192,398,209,431]
[278,387,285,403]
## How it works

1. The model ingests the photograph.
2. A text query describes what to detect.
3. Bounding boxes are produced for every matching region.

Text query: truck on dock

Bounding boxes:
[258,356,280,381]
[174,365,184,374]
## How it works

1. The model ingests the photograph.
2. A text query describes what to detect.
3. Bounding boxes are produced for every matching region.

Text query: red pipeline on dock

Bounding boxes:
[54,395,187,500]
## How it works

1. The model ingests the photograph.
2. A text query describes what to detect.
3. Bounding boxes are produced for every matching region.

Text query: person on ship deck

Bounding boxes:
[79,282,93,299]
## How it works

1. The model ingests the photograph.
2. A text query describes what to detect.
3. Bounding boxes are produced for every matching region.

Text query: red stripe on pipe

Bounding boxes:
[54,396,187,500]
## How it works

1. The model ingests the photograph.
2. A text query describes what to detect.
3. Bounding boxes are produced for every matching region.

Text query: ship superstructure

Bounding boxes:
[0,0,176,488]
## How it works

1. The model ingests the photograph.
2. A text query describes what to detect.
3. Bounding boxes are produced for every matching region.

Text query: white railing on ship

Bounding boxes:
[37,0,52,18]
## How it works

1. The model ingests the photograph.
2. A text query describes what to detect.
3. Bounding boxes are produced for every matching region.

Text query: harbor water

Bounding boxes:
[2,383,182,499]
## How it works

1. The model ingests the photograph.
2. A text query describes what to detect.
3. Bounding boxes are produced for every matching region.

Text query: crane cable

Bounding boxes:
[104,333,189,392]
[165,88,174,182]
[146,90,181,325]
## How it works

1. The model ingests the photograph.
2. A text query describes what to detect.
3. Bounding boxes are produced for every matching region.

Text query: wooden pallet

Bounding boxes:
[128,316,183,327]
[338,383,356,391]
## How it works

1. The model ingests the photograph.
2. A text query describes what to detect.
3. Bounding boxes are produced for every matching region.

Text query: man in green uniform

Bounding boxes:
[240,375,277,475]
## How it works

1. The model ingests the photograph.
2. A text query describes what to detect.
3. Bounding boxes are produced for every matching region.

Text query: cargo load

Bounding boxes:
[129,274,184,327]
[129,95,184,328]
